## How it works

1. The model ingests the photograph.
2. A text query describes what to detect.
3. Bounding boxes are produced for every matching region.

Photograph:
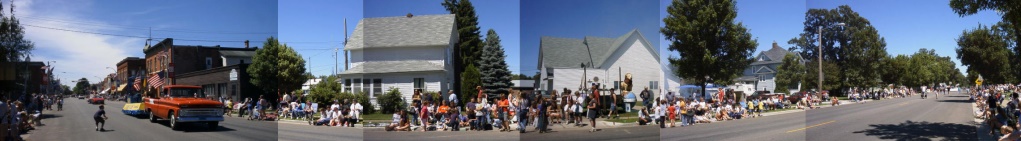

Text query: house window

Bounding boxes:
[613,81,620,90]
[353,79,362,93]
[206,57,212,69]
[372,79,382,97]
[344,79,352,92]
[414,78,425,92]
[649,81,659,90]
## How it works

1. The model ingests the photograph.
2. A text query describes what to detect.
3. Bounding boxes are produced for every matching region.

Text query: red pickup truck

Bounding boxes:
[145,85,224,130]
[88,95,105,104]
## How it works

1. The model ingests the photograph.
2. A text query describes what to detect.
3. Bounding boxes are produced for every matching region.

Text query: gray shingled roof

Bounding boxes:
[540,37,590,68]
[339,60,444,74]
[345,14,456,50]
[219,50,256,57]
[540,29,658,69]
[751,43,795,65]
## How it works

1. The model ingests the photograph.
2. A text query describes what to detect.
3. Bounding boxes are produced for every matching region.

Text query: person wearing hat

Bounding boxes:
[94,104,108,131]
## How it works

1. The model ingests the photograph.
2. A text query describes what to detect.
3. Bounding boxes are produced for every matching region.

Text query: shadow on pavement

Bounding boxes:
[936,99,972,103]
[154,121,238,132]
[38,114,62,120]
[852,120,976,141]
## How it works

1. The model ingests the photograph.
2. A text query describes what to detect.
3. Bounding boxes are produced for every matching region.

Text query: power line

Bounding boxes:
[19,15,276,35]
[23,23,266,43]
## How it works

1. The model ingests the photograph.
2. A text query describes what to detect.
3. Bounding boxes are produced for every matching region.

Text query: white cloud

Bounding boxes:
[16,0,142,87]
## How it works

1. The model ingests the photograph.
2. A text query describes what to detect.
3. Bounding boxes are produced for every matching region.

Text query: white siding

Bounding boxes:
[550,68,607,93]
[601,36,661,99]
[342,72,446,110]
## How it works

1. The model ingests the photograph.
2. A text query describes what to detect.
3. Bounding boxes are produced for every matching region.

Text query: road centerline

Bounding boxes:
[786,120,836,133]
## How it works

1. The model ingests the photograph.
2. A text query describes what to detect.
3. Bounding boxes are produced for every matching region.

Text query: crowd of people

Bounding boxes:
[223,95,272,120]
[386,84,650,133]
[272,93,363,128]
[0,93,63,141]
[972,84,1021,140]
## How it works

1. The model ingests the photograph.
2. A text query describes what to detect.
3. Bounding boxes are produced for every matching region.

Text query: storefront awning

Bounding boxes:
[116,84,127,92]
[100,88,110,94]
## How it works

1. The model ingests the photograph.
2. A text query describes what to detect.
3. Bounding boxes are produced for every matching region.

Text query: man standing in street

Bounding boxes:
[94,105,108,131]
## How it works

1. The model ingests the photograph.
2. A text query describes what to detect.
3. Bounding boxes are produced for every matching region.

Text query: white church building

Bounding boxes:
[538,29,660,99]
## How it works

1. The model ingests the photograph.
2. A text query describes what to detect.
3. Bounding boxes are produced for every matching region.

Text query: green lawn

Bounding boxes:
[605,111,640,123]
[362,113,392,121]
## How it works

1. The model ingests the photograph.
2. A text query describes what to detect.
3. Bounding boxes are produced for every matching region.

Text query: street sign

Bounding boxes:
[976,75,984,86]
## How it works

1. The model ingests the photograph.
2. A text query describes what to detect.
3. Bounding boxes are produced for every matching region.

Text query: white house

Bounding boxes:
[538,29,660,99]
[660,63,683,95]
[340,14,457,108]
[301,78,322,95]
[733,41,803,93]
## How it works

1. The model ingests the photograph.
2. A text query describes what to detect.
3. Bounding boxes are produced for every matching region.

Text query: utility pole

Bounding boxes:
[343,18,349,72]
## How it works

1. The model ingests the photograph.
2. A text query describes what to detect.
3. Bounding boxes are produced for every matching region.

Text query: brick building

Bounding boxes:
[143,38,263,102]
[114,57,145,95]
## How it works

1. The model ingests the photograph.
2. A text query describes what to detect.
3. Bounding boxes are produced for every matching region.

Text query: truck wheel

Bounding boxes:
[169,111,180,130]
[208,121,219,130]
[148,110,157,123]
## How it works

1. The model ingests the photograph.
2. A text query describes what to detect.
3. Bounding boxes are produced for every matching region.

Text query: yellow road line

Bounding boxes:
[786,120,836,133]
[898,101,910,106]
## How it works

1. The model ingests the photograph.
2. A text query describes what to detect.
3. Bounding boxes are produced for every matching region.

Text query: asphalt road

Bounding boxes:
[661,91,976,141]
[28,98,278,141]
[521,125,660,141]
[363,128,519,141]
[277,121,362,141]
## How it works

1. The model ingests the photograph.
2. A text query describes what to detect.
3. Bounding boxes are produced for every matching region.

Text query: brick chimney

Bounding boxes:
[245,40,250,48]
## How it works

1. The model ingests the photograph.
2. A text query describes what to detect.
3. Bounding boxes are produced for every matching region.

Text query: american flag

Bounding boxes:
[148,73,163,89]
[133,76,142,91]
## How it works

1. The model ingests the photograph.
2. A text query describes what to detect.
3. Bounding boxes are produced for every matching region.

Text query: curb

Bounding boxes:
[974,102,996,140]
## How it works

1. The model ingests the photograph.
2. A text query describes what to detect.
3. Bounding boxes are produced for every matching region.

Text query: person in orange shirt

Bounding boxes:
[667,102,676,128]
[499,94,510,132]
[438,102,450,131]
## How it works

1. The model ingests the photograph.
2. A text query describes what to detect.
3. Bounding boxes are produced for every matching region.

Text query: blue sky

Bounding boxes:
[657,0,1002,76]
[657,0,807,67]
[16,0,277,86]
[521,0,660,75]
[364,0,522,75]
[805,0,1001,75]
[279,0,362,77]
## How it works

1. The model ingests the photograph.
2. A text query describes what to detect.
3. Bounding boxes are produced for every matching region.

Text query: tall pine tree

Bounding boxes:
[0,1,33,62]
[442,0,484,97]
[478,29,511,98]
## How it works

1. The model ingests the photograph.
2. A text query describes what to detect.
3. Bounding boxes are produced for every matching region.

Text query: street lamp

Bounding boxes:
[817,22,845,94]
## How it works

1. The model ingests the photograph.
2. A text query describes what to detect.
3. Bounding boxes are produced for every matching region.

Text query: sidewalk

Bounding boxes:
[275,117,367,128]
[973,102,996,141]
[663,99,871,125]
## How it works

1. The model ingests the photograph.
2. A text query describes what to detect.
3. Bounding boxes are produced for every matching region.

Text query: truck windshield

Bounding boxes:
[168,88,202,98]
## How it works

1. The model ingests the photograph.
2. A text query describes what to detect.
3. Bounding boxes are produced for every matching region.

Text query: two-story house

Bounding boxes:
[340,14,457,108]
[734,41,803,93]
